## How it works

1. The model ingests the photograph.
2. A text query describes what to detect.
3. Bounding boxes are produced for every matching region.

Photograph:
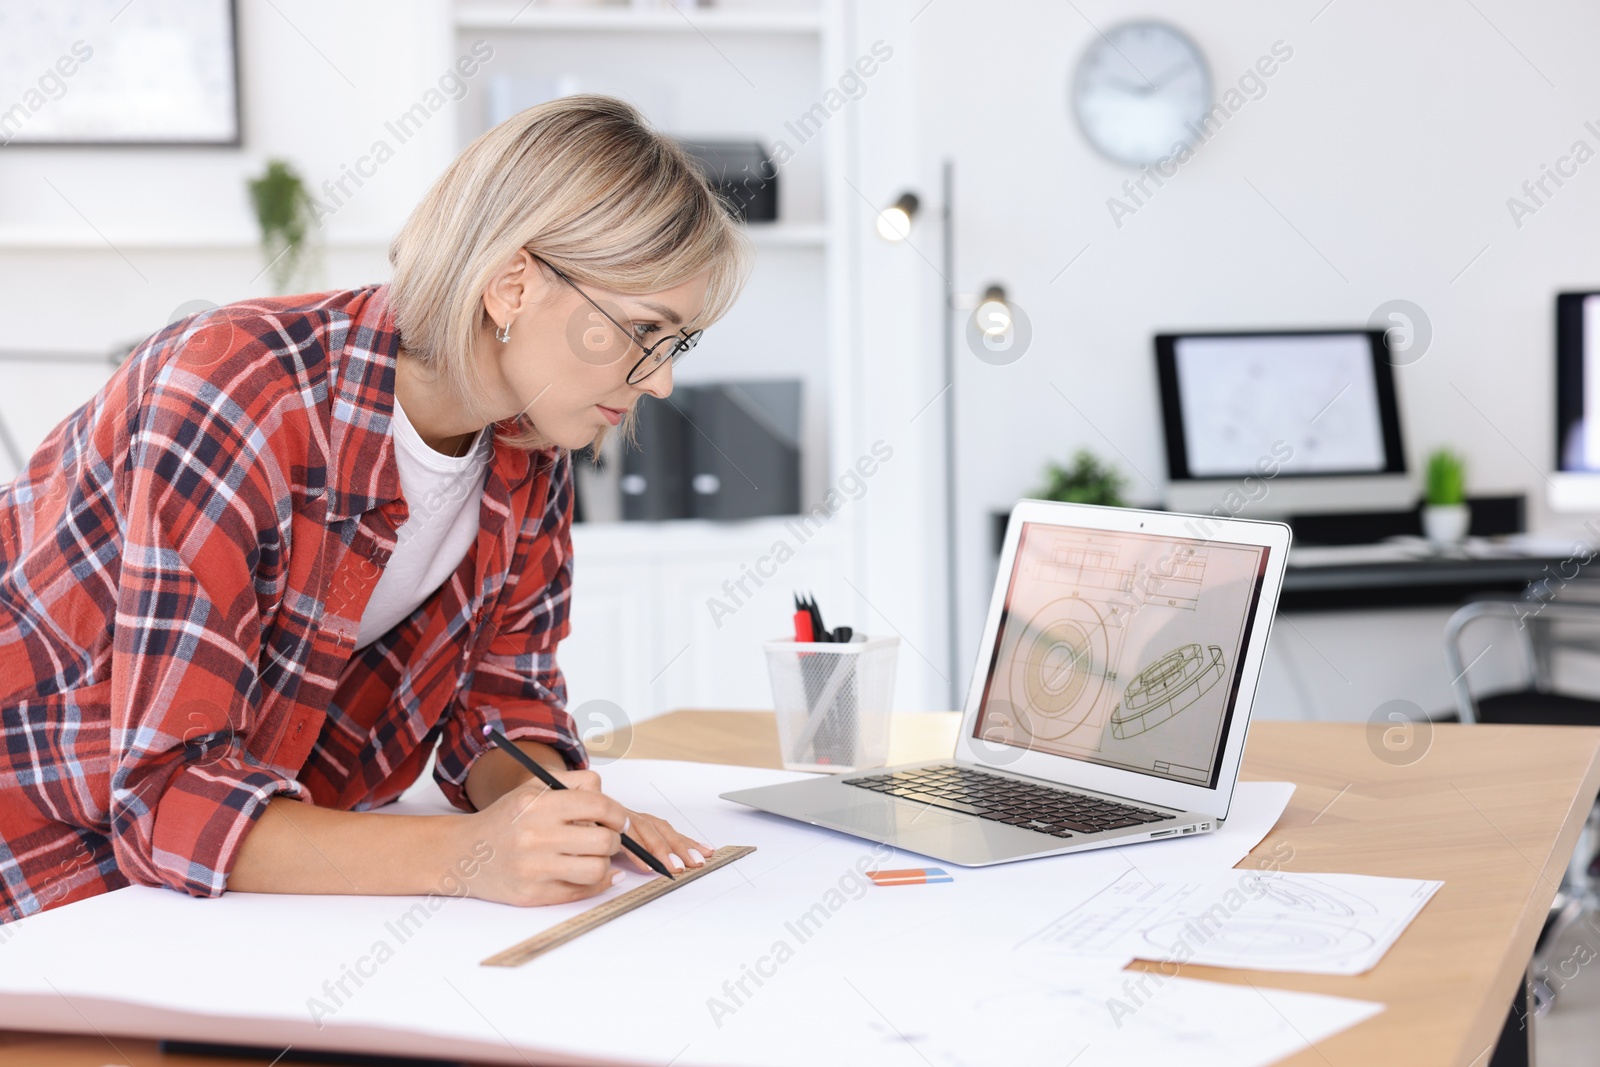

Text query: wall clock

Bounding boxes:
[1072,21,1211,166]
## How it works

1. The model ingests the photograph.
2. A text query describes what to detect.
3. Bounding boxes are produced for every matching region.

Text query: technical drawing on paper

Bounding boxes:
[1110,644,1226,739]
[1137,872,1391,967]
[1139,916,1377,965]
[1250,874,1379,918]
[1018,868,1442,976]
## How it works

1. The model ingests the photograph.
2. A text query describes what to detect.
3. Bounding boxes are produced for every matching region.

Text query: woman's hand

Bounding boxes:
[462,769,717,905]
[465,768,633,906]
[614,808,716,876]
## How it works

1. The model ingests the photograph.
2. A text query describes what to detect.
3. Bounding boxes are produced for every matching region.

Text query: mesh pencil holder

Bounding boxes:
[764,636,899,772]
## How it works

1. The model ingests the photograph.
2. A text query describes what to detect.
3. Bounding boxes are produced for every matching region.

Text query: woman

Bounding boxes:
[0,95,748,920]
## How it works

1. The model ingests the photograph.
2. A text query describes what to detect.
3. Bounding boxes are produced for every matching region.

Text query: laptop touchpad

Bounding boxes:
[809,799,978,839]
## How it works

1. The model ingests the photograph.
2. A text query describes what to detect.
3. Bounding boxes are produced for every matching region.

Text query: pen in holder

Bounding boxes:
[764,636,899,772]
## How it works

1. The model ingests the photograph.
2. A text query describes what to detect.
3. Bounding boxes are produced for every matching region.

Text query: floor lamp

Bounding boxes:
[877,163,968,712]
[940,160,961,713]
[881,162,1017,712]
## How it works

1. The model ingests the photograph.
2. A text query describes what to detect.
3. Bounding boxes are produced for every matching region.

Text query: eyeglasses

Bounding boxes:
[534,255,702,386]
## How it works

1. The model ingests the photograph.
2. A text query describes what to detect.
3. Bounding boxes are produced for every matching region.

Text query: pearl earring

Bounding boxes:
[495,319,512,344]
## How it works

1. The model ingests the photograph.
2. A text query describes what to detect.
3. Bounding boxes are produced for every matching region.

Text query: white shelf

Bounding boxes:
[747,222,827,248]
[0,224,823,253]
[0,229,393,252]
[0,227,825,254]
[574,514,826,552]
[455,3,823,33]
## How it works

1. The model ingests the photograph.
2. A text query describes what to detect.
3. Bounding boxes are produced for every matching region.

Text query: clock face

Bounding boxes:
[1072,21,1211,166]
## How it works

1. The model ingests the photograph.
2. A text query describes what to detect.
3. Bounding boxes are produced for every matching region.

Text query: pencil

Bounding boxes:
[484,727,675,881]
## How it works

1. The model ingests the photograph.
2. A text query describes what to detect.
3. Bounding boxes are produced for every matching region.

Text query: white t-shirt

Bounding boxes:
[355,398,491,650]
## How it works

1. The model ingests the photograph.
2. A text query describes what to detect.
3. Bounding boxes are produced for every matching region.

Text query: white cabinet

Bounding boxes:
[561,517,849,722]
[454,1,902,719]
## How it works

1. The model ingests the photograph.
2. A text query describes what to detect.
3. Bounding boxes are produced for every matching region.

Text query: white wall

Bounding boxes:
[0,0,456,368]
[837,1,955,712]
[9,0,1600,723]
[842,0,1600,716]
[0,0,879,720]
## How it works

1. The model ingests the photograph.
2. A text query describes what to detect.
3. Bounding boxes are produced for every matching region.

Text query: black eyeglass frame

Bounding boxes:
[533,254,702,385]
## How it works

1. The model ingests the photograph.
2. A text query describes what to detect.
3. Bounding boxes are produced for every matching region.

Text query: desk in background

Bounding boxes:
[1282,541,1575,613]
[1256,540,1595,722]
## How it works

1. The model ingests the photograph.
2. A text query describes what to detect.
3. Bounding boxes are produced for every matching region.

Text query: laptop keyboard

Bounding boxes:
[845,765,1174,839]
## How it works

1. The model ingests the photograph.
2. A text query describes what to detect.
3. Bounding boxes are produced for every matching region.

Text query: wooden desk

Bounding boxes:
[6,712,1599,1067]
[618,712,1600,1067]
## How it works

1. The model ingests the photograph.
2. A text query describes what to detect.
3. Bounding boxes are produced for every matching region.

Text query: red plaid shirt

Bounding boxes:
[0,285,586,921]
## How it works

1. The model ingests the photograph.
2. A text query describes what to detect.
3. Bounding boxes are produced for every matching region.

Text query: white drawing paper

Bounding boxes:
[0,762,1306,1065]
[1019,866,1442,975]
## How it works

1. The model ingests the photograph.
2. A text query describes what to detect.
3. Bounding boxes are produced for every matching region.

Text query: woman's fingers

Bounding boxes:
[620,811,714,871]
[544,788,630,832]
[470,784,718,907]
[555,768,603,792]
[618,816,674,873]
[544,866,624,905]
[618,812,678,872]
[664,825,716,868]
[559,823,622,860]
[554,853,614,887]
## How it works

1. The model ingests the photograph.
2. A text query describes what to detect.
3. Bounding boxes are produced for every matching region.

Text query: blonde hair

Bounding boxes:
[388,94,751,451]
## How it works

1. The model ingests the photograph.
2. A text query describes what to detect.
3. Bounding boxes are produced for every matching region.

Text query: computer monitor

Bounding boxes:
[1155,329,1412,516]
[1550,292,1600,511]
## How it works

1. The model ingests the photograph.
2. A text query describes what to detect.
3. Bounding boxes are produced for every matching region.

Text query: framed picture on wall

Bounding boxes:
[0,0,240,147]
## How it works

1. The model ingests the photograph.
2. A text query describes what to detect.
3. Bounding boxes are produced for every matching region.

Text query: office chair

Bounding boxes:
[1444,594,1600,1011]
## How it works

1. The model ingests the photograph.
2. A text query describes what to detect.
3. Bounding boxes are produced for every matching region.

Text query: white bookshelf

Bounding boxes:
[0,228,396,252]
[451,0,857,719]
[455,4,824,33]
[0,222,825,252]
[748,222,828,248]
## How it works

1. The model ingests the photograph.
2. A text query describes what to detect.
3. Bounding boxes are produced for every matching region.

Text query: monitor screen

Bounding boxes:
[1556,292,1600,472]
[1155,330,1406,481]
[970,522,1269,788]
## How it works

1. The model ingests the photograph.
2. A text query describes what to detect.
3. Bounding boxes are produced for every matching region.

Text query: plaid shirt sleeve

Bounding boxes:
[108,327,309,897]
[433,450,587,809]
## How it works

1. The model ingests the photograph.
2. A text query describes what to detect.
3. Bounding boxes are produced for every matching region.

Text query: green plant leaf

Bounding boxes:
[1424,448,1466,506]
[247,159,317,294]
[1034,449,1127,507]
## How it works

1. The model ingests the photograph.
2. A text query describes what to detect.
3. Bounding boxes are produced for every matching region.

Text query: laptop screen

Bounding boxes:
[970,522,1270,788]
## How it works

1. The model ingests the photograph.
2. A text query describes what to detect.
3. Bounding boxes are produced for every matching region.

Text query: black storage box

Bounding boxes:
[617,382,801,521]
[676,140,779,222]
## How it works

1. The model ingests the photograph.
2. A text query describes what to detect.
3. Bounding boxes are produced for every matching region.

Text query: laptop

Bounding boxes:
[721,499,1292,866]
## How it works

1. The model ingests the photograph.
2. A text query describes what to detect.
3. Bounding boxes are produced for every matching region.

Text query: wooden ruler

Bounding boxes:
[480,844,757,967]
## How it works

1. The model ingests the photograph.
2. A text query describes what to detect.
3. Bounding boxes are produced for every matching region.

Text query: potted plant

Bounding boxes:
[247,159,317,294]
[1035,449,1128,507]
[993,450,1128,553]
[1422,449,1469,546]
